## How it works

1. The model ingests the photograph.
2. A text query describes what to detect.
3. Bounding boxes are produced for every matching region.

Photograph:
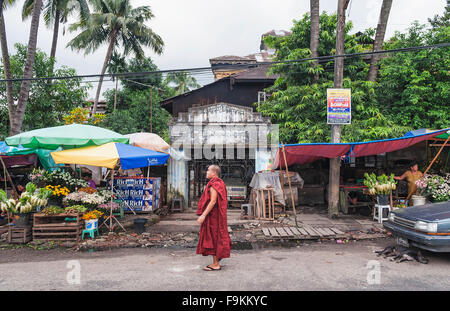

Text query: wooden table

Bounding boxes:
[339,185,373,214]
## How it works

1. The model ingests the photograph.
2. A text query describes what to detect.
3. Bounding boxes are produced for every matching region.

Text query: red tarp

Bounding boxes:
[0,154,37,168]
[275,128,450,168]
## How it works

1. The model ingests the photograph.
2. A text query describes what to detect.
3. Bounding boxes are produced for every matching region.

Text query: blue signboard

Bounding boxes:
[111,177,161,212]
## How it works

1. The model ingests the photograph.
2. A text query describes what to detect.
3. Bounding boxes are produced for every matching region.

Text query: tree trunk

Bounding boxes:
[92,29,118,115]
[310,0,320,82]
[0,3,15,132]
[10,0,43,136]
[367,0,393,82]
[328,0,349,219]
[49,9,60,71]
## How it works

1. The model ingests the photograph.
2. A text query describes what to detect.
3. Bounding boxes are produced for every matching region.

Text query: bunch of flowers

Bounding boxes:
[415,177,428,196]
[42,205,65,215]
[30,169,88,192]
[63,189,112,209]
[0,183,53,214]
[79,187,97,194]
[364,173,397,195]
[82,210,103,220]
[98,202,120,211]
[28,168,51,186]
[64,205,87,214]
[48,169,88,191]
[422,174,450,202]
[45,185,70,197]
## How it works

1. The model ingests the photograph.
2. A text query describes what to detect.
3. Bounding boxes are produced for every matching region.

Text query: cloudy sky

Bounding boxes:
[3,0,447,99]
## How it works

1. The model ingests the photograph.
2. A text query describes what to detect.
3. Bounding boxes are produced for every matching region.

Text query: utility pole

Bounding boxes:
[328,0,349,219]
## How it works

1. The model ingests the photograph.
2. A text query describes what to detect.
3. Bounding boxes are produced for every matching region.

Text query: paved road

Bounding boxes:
[0,239,449,291]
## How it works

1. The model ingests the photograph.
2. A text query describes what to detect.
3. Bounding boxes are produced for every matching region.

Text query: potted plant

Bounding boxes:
[82,210,103,230]
[364,173,397,205]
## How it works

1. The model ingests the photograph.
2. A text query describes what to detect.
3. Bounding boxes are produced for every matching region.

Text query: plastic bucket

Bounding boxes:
[85,219,98,230]
[412,195,426,206]
[134,218,148,234]
[377,194,390,205]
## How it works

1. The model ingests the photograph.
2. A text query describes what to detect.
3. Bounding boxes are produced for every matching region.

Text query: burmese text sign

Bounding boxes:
[327,88,351,125]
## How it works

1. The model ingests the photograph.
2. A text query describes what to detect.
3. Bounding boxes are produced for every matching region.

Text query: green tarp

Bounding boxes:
[5,124,129,150]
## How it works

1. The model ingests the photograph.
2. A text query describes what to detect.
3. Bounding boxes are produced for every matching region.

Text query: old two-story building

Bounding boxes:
[162,30,290,207]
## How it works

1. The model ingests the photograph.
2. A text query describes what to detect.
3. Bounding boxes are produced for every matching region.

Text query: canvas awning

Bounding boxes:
[275,128,450,168]
[51,142,169,170]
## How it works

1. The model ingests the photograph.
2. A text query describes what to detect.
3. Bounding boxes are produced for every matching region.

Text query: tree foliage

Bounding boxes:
[0,43,89,138]
[101,55,171,141]
[258,11,448,144]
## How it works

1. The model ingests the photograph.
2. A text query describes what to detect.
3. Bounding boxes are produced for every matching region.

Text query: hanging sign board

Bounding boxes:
[327,88,351,125]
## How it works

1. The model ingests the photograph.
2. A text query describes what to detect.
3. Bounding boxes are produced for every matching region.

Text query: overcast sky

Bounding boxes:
[3,0,447,99]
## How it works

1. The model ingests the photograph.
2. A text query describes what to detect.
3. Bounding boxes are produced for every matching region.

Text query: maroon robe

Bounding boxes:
[196,177,231,259]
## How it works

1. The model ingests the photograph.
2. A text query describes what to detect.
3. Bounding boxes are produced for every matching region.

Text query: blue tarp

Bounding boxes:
[116,143,170,170]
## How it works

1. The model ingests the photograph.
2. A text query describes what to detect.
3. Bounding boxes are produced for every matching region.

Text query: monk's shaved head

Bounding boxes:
[206,165,221,179]
[209,165,221,176]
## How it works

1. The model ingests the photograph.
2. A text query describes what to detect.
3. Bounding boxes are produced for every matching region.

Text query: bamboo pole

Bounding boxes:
[281,144,298,227]
[423,135,449,175]
[0,157,17,200]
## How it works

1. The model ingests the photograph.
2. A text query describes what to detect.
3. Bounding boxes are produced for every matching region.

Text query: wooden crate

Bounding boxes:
[32,213,82,242]
[33,213,81,227]
[8,226,32,244]
[33,225,83,242]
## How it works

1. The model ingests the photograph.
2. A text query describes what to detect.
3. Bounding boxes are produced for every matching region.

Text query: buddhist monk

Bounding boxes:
[196,165,231,271]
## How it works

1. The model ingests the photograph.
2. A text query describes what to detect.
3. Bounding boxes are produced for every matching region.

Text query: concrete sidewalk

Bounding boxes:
[0,206,389,252]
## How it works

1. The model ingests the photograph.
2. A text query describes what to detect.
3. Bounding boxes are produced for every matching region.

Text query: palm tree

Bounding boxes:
[22,0,90,72]
[309,0,320,82]
[367,0,393,82]
[0,0,17,132]
[67,0,164,114]
[165,72,200,96]
[10,0,44,135]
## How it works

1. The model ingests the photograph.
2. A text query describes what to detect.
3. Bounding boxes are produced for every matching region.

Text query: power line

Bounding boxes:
[0,42,448,83]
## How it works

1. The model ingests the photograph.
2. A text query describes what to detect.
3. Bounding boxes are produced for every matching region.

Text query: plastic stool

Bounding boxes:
[171,198,183,213]
[82,228,99,240]
[373,204,390,223]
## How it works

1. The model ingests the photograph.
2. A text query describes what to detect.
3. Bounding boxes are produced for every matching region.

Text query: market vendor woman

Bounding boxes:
[394,162,423,205]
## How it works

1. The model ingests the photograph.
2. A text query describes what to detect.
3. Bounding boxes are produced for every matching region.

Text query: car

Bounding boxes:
[383,201,450,252]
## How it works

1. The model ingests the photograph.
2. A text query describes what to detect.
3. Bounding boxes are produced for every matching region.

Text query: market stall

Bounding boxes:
[273,128,450,214]
[0,124,132,242]
[51,142,169,231]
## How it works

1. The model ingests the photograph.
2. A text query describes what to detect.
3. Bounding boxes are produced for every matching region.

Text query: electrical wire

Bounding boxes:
[0,42,448,83]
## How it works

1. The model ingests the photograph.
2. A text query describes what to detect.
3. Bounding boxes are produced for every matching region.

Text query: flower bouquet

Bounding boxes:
[424,173,450,203]
[1,183,53,226]
[364,173,397,205]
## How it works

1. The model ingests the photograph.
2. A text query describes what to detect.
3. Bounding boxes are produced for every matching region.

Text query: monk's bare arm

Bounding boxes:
[197,187,218,225]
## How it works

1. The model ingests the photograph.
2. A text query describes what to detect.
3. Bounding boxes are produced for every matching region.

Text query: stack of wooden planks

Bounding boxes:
[261,226,346,239]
